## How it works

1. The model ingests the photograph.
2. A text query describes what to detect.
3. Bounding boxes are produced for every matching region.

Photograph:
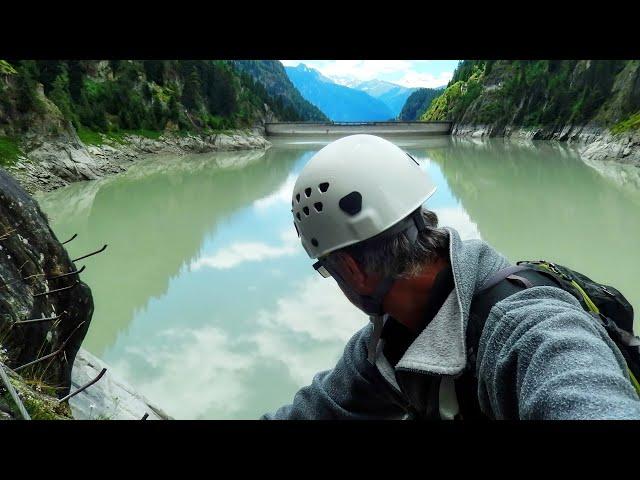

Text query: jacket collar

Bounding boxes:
[391,227,510,376]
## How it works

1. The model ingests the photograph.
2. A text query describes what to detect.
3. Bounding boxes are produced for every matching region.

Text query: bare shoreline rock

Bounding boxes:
[69,348,171,420]
[9,127,272,194]
[451,123,640,168]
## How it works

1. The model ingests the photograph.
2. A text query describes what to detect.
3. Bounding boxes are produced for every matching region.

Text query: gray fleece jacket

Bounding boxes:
[263,227,640,420]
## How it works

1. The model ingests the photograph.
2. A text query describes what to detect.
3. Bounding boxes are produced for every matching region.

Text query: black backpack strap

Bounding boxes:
[467,267,562,360]
[479,265,531,291]
[455,266,561,420]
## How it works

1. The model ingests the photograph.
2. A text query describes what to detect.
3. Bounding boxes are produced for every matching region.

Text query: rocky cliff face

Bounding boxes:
[232,60,329,121]
[0,167,93,413]
[425,60,640,165]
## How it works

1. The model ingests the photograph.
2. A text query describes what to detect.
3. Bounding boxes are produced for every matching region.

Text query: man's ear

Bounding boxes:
[335,252,368,289]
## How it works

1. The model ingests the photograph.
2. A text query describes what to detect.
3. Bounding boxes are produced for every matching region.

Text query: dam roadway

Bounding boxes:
[265,121,452,136]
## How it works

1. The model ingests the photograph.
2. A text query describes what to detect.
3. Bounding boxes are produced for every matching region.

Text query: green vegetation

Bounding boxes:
[423,62,486,122]
[0,366,72,420]
[0,136,22,166]
[398,87,444,121]
[231,60,329,121]
[611,111,640,135]
[0,60,311,142]
[0,341,72,420]
[0,60,17,75]
[20,389,72,420]
[422,60,638,130]
[76,127,104,145]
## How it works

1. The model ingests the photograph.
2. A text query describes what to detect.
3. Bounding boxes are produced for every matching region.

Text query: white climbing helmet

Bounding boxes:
[291,134,437,259]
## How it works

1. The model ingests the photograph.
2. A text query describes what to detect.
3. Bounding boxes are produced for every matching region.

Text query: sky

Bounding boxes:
[279,60,460,89]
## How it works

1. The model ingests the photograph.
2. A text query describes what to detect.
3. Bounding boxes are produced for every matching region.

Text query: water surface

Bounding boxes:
[37,136,640,419]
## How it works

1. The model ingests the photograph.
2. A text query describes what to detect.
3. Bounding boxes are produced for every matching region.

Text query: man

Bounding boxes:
[263,134,640,420]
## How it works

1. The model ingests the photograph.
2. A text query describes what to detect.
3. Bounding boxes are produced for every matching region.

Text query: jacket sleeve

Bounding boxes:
[476,286,640,419]
[262,324,408,420]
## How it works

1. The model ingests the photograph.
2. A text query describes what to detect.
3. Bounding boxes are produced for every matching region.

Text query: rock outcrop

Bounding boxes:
[424,60,640,167]
[451,123,640,167]
[0,166,172,420]
[69,349,171,420]
[8,128,271,194]
[0,167,93,418]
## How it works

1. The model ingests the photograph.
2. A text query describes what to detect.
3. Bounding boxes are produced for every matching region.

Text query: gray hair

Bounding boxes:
[330,208,450,279]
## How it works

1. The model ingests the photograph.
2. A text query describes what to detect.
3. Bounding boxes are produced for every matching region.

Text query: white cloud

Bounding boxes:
[435,206,482,241]
[111,275,366,418]
[250,275,366,385]
[395,71,453,89]
[253,174,296,211]
[280,60,455,89]
[250,329,348,386]
[280,60,302,67]
[317,60,414,82]
[255,275,364,343]
[190,230,299,270]
[114,327,255,419]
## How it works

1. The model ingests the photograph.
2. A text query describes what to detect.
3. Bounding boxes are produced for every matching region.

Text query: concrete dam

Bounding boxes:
[265,121,453,136]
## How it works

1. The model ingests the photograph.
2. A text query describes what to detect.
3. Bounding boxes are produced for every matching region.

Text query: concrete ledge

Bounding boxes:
[265,121,452,136]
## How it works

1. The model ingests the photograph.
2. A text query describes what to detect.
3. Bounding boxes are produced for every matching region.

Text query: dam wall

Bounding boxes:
[265,121,453,136]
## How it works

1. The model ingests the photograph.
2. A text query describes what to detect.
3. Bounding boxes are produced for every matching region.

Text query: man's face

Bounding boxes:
[320,253,381,313]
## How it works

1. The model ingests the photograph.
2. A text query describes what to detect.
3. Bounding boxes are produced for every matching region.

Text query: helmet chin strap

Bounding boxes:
[363,272,396,364]
[364,211,427,364]
[368,314,386,364]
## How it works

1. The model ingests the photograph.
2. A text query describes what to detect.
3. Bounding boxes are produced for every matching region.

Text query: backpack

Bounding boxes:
[455,260,640,420]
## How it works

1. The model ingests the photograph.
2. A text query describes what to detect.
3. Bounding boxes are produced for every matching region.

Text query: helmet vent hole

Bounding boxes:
[319,182,330,193]
[304,187,312,198]
[314,202,323,212]
[296,212,301,221]
[303,206,310,216]
[311,238,319,247]
[295,193,300,203]
[339,191,362,216]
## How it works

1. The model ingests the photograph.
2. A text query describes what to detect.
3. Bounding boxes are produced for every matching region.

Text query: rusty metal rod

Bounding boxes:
[14,313,64,325]
[14,349,60,372]
[21,273,45,282]
[61,233,78,245]
[47,265,86,281]
[22,265,86,283]
[0,363,31,420]
[33,280,79,298]
[14,321,86,372]
[58,368,107,404]
[72,244,107,263]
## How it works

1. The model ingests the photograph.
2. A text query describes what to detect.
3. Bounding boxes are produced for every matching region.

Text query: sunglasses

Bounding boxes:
[312,260,332,278]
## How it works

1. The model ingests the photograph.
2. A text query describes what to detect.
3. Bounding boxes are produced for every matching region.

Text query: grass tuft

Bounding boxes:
[611,111,640,135]
[0,136,22,167]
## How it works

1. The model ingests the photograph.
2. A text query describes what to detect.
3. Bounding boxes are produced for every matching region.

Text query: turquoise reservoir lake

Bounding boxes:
[37,136,640,419]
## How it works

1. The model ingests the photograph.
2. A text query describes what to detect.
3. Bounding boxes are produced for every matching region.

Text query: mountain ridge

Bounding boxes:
[231,60,328,121]
[284,64,395,122]
[349,79,417,118]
